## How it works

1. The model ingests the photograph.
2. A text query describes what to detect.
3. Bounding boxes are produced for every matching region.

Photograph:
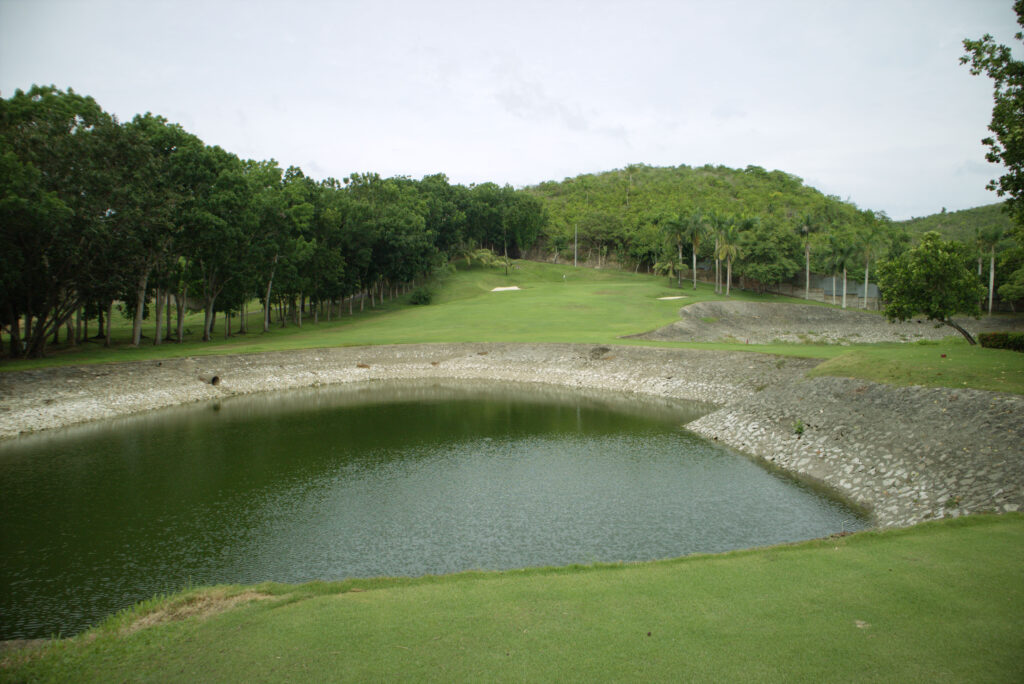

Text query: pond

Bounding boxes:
[0,381,867,639]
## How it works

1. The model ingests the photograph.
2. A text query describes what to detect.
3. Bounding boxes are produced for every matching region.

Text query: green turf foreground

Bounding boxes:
[3,515,1021,683]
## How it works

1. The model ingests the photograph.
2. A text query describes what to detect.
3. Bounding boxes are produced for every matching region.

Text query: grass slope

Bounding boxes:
[3,260,1021,394]
[4,515,1022,682]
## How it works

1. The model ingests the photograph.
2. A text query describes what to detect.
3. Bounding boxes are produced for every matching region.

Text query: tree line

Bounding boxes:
[0,86,546,358]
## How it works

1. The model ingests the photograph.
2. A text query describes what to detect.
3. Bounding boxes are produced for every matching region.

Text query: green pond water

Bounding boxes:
[0,381,867,639]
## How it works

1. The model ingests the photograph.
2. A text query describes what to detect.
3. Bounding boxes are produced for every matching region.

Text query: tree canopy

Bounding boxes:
[0,86,548,358]
[876,232,985,344]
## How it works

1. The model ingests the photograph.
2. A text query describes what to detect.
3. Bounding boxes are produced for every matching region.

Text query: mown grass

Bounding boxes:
[4,515,1021,682]
[808,339,1024,393]
[3,260,1021,394]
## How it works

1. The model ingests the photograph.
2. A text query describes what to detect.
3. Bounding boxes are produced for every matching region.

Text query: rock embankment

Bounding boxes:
[636,300,1022,344]
[0,344,814,438]
[688,376,1024,527]
[1,343,1021,529]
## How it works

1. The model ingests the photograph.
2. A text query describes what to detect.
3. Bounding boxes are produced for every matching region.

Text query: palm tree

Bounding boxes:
[798,211,820,300]
[658,212,687,286]
[681,209,707,290]
[859,213,886,309]
[653,258,682,285]
[715,220,742,297]
[980,225,1005,315]
[826,233,857,308]
[708,211,728,294]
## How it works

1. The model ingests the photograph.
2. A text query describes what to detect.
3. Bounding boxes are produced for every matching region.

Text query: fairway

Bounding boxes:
[4,515,1021,682]
[4,260,1021,395]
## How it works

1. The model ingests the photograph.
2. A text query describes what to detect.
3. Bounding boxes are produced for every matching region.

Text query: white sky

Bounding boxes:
[1,0,1019,220]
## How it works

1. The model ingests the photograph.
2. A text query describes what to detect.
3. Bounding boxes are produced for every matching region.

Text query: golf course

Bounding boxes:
[2,261,1022,682]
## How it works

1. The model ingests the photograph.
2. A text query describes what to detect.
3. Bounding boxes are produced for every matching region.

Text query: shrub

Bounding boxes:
[409,287,434,305]
[978,332,1024,352]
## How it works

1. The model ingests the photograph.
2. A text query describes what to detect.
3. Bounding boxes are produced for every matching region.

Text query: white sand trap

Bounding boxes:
[657,295,687,300]
[491,286,521,292]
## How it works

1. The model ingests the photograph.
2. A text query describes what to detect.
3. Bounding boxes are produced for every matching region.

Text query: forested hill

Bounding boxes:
[896,202,1015,244]
[527,164,847,224]
[522,163,883,269]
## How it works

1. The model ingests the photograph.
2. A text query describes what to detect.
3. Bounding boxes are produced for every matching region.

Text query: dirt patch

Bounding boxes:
[123,590,274,634]
[632,301,1023,344]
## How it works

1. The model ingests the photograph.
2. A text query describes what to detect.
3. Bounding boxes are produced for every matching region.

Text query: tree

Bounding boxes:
[657,212,686,286]
[682,209,707,289]
[715,218,742,297]
[858,211,888,309]
[979,225,1006,314]
[876,232,986,344]
[797,211,821,300]
[962,4,1024,311]
[0,86,124,358]
[737,218,801,291]
[825,231,857,308]
[119,114,199,346]
[961,2,1024,228]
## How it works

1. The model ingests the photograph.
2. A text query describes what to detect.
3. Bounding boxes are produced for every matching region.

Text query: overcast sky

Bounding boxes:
[1,0,1020,220]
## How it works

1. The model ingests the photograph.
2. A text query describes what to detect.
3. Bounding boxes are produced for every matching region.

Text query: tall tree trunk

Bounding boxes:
[805,243,811,300]
[203,296,217,341]
[176,286,187,343]
[263,276,275,332]
[863,259,870,309]
[105,300,114,348]
[832,275,837,305]
[131,272,148,347]
[725,259,732,297]
[677,241,682,286]
[74,307,81,345]
[692,244,698,290]
[153,286,163,346]
[988,247,996,315]
[224,310,230,339]
[842,267,848,309]
[165,292,172,341]
[240,298,248,334]
[944,318,977,345]
[8,305,21,357]
[297,295,303,327]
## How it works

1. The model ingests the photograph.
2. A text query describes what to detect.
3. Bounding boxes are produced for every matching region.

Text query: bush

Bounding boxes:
[978,332,1024,352]
[409,287,434,305]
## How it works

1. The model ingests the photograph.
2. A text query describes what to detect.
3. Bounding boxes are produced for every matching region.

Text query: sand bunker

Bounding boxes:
[491,286,521,292]
[632,301,1020,344]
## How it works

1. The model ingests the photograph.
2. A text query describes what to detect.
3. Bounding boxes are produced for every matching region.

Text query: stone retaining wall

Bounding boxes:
[688,376,1023,527]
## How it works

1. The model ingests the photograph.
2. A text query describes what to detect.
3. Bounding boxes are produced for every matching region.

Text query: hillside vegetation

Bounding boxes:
[897,202,1015,244]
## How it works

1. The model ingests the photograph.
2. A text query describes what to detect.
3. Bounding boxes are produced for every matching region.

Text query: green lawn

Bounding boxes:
[4,260,1021,394]
[4,515,1022,683]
